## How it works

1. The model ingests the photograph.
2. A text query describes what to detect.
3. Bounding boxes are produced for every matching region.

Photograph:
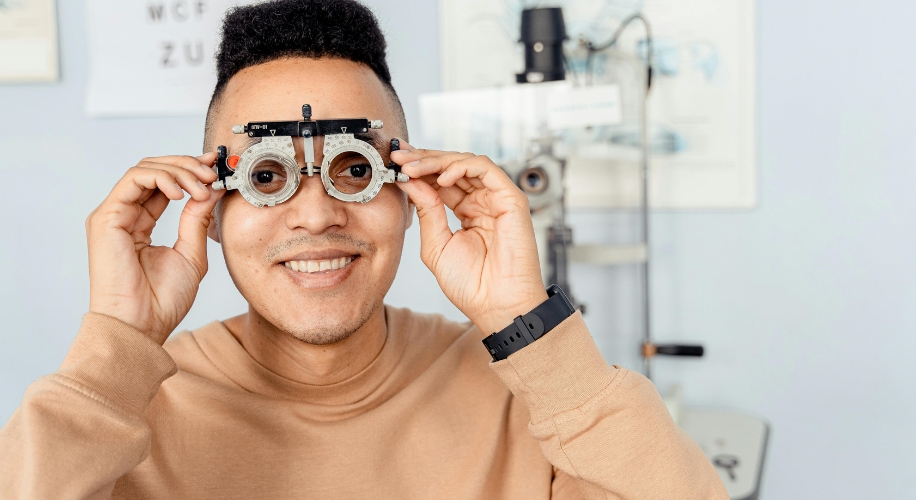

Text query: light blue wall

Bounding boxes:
[2,0,914,498]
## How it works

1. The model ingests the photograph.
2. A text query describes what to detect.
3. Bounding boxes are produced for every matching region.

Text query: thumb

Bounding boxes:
[397,178,452,269]
[174,187,224,278]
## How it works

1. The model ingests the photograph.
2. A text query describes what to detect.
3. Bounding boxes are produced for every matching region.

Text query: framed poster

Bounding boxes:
[437,0,757,209]
[0,0,59,83]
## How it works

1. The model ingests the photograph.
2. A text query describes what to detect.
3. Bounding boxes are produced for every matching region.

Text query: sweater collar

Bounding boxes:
[191,305,412,412]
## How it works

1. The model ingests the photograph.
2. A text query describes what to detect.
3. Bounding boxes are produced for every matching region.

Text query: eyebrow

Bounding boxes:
[230,136,261,155]
[354,130,390,153]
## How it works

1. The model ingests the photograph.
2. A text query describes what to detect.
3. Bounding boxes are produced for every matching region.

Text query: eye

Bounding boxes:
[340,164,370,178]
[249,161,288,195]
[328,152,374,195]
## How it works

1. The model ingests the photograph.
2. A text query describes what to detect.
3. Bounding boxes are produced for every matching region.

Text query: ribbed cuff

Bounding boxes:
[57,313,178,416]
[489,312,621,424]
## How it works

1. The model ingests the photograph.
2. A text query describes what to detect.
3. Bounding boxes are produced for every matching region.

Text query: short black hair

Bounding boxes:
[204,0,406,149]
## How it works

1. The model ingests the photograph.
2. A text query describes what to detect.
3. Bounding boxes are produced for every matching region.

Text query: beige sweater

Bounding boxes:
[0,306,727,499]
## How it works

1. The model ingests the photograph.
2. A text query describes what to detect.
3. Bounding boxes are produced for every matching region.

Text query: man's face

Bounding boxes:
[207,57,411,344]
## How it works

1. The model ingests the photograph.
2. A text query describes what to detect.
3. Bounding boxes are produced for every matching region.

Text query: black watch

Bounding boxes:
[482,285,576,362]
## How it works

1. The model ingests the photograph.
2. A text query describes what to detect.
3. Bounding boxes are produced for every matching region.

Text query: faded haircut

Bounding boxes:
[203,0,407,151]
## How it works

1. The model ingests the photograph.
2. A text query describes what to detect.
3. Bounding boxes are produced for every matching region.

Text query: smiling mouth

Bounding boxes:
[283,256,356,274]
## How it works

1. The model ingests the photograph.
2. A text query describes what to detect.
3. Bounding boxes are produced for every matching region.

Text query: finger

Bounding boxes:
[142,154,218,181]
[145,155,216,181]
[392,139,414,152]
[197,151,218,165]
[433,183,468,211]
[437,156,518,194]
[467,176,486,190]
[407,174,465,208]
[107,167,188,209]
[389,141,468,162]
[389,141,487,175]
[136,160,213,192]
[141,190,171,222]
[173,186,225,279]
[398,152,477,178]
[410,173,440,187]
[455,177,476,194]
[388,139,421,161]
[91,170,185,238]
[390,142,494,192]
[134,161,212,201]
[387,139,468,163]
[396,179,453,269]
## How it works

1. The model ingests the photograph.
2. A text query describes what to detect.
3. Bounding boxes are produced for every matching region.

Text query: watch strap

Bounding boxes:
[482,285,576,362]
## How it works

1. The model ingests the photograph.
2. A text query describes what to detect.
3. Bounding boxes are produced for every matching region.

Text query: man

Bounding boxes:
[0,1,728,498]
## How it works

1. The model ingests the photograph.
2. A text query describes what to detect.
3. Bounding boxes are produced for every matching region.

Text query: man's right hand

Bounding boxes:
[86,154,224,345]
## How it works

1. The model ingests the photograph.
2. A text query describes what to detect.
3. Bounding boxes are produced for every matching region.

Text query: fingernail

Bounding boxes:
[197,180,206,190]
[391,150,408,155]
[405,160,420,168]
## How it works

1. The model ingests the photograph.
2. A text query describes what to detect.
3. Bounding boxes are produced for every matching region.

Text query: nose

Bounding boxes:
[282,172,347,234]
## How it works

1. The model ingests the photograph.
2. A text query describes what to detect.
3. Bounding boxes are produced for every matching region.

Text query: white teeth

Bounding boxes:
[285,257,354,274]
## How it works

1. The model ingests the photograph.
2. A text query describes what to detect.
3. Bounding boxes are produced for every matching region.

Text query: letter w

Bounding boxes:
[148,3,166,21]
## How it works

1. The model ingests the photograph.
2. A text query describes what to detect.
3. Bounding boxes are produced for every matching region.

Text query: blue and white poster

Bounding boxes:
[436,0,757,209]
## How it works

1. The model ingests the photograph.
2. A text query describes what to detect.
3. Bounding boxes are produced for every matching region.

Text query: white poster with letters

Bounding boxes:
[85,0,258,117]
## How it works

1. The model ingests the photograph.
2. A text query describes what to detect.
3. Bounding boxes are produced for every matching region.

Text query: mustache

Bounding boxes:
[265,233,375,263]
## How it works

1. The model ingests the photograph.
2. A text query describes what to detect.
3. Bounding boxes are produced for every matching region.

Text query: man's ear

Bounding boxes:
[207,202,221,243]
[406,201,415,230]
[208,220,221,243]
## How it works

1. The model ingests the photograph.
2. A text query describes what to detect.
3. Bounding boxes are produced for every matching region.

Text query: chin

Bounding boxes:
[265,297,381,346]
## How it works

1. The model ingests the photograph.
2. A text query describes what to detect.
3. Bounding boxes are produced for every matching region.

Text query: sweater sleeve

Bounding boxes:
[489,312,729,500]
[0,313,178,500]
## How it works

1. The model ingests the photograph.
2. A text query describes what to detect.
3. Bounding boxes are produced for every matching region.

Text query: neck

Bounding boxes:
[224,305,388,386]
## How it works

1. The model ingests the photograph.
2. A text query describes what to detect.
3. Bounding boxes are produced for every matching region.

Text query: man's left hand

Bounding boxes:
[392,144,548,335]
